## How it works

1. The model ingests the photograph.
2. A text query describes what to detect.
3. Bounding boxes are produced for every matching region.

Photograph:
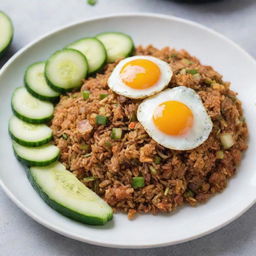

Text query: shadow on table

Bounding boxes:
[34,203,256,256]
[0,45,17,69]
[164,0,255,13]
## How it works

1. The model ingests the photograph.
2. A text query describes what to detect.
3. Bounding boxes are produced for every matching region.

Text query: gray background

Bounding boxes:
[1,0,255,255]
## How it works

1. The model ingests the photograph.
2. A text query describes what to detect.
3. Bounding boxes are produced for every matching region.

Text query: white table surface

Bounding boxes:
[1,0,256,255]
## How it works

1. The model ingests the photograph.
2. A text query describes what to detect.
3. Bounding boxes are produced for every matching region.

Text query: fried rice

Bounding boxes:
[51,45,248,219]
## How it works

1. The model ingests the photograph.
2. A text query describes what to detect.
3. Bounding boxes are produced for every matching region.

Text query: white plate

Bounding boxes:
[0,13,256,249]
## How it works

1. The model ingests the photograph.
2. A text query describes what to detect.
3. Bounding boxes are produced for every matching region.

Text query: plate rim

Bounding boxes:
[0,12,256,249]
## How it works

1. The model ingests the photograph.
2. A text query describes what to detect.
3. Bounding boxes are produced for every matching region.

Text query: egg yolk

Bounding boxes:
[120,59,161,89]
[153,101,194,136]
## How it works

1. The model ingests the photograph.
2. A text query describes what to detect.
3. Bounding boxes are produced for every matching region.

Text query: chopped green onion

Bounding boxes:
[104,141,112,148]
[82,90,90,100]
[186,69,198,75]
[111,128,122,140]
[84,153,92,158]
[216,150,224,159]
[164,187,170,196]
[87,0,96,5]
[132,177,145,189]
[149,166,157,175]
[71,94,77,98]
[184,190,194,198]
[61,133,68,140]
[96,115,108,125]
[220,133,234,149]
[99,94,108,100]
[170,53,178,58]
[154,156,161,164]
[80,143,90,151]
[83,176,95,182]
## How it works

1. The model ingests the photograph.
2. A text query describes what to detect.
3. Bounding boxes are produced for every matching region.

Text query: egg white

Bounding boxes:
[137,86,213,150]
[108,56,172,99]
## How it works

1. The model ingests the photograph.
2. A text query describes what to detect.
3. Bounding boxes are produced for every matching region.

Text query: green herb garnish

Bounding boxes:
[111,128,122,140]
[82,90,90,100]
[132,177,145,189]
[186,69,198,75]
[154,156,161,164]
[96,115,108,125]
[149,166,157,175]
[87,0,97,5]
[80,143,90,151]
[104,141,112,148]
[184,190,194,198]
[99,94,108,100]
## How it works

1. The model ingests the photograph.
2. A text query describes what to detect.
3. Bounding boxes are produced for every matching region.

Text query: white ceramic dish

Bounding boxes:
[0,13,256,249]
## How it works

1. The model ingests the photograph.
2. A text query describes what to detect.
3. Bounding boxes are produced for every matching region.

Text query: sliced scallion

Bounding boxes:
[96,115,108,125]
[82,90,90,100]
[99,94,108,100]
[186,69,198,75]
[154,156,161,164]
[111,128,122,140]
[132,177,145,189]
[149,166,157,175]
[80,143,90,151]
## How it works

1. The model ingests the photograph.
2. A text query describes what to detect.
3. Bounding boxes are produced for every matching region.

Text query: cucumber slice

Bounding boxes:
[96,32,134,63]
[0,11,13,57]
[29,162,113,225]
[25,62,60,102]
[9,116,53,147]
[13,141,59,166]
[45,49,88,93]
[67,37,107,74]
[11,87,54,124]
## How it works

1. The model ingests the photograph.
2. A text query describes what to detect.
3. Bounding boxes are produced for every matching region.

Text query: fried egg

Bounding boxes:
[108,56,172,99]
[137,86,213,150]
